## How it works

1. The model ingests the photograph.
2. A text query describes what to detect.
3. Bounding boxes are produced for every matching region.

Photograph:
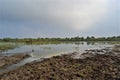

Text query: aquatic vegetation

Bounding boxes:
[0,43,17,52]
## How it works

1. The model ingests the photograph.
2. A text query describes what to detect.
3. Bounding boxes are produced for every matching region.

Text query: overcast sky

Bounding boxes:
[0,0,120,38]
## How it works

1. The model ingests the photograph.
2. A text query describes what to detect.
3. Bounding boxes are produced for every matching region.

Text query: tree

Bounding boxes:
[3,38,12,42]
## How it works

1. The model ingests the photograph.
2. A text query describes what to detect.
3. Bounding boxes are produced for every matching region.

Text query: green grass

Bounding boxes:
[0,43,18,51]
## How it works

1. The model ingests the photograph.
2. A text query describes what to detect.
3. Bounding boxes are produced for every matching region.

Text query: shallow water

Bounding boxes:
[0,41,116,73]
[2,42,114,58]
[0,57,39,74]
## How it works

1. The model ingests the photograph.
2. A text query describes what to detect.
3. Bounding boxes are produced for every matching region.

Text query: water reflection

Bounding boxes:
[86,42,95,45]
[1,41,115,58]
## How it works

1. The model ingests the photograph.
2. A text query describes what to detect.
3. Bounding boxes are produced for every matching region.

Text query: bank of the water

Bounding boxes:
[0,43,18,53]
[0,53,30,70]
[0,57,40,75]
[0,48,119,80]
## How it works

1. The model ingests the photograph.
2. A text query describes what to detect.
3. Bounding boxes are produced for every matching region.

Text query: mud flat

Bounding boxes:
[0,47,120,80]
[112,45,120,52]
[0,54,30,70]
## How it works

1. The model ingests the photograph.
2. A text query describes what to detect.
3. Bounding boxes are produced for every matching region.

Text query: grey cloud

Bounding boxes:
[0,0,112,30]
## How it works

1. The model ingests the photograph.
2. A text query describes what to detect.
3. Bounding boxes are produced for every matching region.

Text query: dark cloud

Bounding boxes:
[0,0,119,38]
[0,0,112,30]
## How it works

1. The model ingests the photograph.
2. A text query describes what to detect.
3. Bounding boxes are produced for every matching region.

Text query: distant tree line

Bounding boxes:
[0,36,120,43]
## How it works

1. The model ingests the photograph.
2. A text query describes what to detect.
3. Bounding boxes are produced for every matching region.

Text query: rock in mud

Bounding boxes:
[112,45,120,52]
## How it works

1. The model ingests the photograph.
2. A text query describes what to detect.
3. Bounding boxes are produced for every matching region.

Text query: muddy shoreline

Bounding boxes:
[0,47,120,80]
[0,54,30,70]
[0,45,17,54]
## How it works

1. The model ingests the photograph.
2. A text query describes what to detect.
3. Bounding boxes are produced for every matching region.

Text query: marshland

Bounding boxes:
[0,0,119,79]
[0,36,120,80]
